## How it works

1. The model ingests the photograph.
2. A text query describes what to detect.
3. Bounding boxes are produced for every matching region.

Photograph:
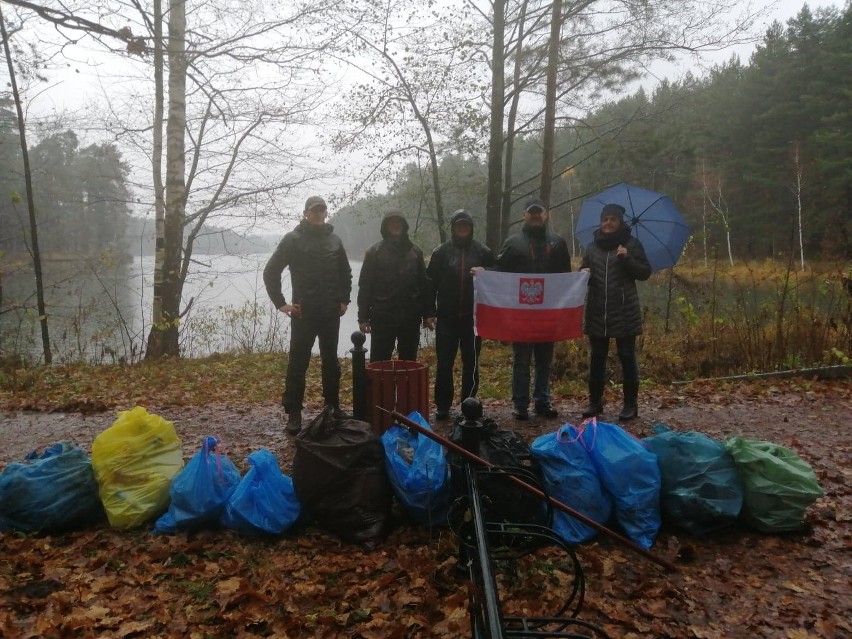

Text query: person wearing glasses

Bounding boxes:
[264,195,352,434]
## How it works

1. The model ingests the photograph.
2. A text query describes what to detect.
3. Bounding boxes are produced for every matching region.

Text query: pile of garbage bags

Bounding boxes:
[0,407,824,550]
[531,420,824,548]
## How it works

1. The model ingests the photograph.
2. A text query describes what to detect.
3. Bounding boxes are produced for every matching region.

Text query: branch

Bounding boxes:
[3,0,149,55]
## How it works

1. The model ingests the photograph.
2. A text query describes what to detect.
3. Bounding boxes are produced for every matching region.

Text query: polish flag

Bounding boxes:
[474,271,589,342]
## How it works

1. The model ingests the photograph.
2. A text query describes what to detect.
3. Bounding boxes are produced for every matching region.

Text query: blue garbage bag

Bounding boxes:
[581,420,661,549]
[221,449,301,535]
[645,424,743,535]
[0,442,104,533]
[531,425,613,543]
[154,435,241,533]
[381,411,451,527]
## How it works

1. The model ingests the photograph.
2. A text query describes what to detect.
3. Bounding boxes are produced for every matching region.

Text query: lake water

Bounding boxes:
[4,252,838,365]
[1,254,370,362]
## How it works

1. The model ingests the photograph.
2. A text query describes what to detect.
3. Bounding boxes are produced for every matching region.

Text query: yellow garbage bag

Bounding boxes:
[91,406,184,529]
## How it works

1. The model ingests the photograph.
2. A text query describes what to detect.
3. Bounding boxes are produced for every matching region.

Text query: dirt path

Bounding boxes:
[2,384,848,469]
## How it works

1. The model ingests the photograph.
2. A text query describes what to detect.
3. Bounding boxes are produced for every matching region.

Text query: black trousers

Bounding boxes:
[588,335,639,385]
[434,314,481,412]
[282,314,341,412]
[369,322,421,362]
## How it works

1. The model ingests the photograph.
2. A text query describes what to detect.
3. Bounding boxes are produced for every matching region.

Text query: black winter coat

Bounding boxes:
[357,217,431,328]
[495,225,572,273]
[427,236,494,319]
[263,221,352,320]
[580,234,651,337]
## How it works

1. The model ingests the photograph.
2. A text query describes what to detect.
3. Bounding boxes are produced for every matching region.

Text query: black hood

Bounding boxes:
[450,209,474,230]
[380,209,410,240]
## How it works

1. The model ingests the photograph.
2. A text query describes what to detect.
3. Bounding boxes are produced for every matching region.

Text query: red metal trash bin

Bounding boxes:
[365,360,429,435]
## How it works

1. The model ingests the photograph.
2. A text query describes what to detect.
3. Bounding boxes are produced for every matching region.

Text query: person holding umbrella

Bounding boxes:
[580,203,652,421]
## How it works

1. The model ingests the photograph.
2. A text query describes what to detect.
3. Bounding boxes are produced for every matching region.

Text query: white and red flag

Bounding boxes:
[473,271,589,342]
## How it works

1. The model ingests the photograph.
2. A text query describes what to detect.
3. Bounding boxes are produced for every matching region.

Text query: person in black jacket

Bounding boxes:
[426,210,495,420]
[357,209,434,362]
[494,198,572,420]
[263,195,352,434]
[579,203,652,421]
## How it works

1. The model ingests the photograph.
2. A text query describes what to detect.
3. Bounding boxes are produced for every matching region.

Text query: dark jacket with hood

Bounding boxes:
[263,220,352,320]
[426,210,495,320]
[495,223,572,274]
[357,211,431,327]
[580,226,651,337]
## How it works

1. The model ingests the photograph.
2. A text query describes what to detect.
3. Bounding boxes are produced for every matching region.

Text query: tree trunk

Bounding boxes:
[1,7,51,364]
[485,0,505,252]
[146,0,186,358]
[500,0,528,246]
[145,0,166,356]
[539,0,562,206]
[792,141,805,271]
[426,136,447,244]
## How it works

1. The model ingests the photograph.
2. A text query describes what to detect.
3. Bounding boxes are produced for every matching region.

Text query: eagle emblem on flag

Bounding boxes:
[519,278,545,305]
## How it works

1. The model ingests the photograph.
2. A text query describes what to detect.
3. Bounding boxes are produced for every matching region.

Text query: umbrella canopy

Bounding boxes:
[576,183,691,272]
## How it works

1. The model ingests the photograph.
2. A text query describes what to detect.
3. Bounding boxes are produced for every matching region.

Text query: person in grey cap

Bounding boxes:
[579,202,651,421]
[425,209,494,420]
[263,195,352,434]
[493,197,572,420]
[357,209,434,362]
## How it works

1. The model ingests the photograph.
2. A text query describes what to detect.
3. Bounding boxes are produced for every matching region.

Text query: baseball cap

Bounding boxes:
[304,195,327,211]
[524,198,547,213]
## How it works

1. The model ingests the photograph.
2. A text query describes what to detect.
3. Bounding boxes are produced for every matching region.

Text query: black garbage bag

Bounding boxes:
[292,406,393,547]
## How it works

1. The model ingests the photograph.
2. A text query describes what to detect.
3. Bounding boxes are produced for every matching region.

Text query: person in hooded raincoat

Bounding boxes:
[579,203,651,421]
[425,210,494,420]
[357,209,434,362]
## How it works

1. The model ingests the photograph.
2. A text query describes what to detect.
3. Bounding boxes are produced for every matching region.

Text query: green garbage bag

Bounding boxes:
[725,436,822,533]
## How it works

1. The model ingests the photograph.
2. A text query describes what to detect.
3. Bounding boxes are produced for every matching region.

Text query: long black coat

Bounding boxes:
[580,235,651,337]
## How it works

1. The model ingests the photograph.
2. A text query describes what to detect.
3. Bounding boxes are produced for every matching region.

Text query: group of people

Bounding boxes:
[263,195,651,435]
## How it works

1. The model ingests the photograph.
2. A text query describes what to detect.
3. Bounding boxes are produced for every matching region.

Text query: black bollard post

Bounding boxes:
[459,397,485,453]
[350,330,368,421]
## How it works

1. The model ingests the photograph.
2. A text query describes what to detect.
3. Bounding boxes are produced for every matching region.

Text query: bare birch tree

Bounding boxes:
[5,0,347,358]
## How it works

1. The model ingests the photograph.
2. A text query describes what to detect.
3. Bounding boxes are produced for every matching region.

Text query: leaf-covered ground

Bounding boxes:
[1,363,850,638]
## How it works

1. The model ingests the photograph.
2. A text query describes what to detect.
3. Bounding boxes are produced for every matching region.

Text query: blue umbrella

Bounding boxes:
[576,183,691,272]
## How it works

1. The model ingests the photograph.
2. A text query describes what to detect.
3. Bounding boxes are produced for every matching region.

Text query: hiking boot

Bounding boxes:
[534,403,559,418]
[582,380,605,418]
[512,406,529,421]
[581,401,603,418]
[618,381,639,421]
[618,402,639,421]
[285,411,302,435]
